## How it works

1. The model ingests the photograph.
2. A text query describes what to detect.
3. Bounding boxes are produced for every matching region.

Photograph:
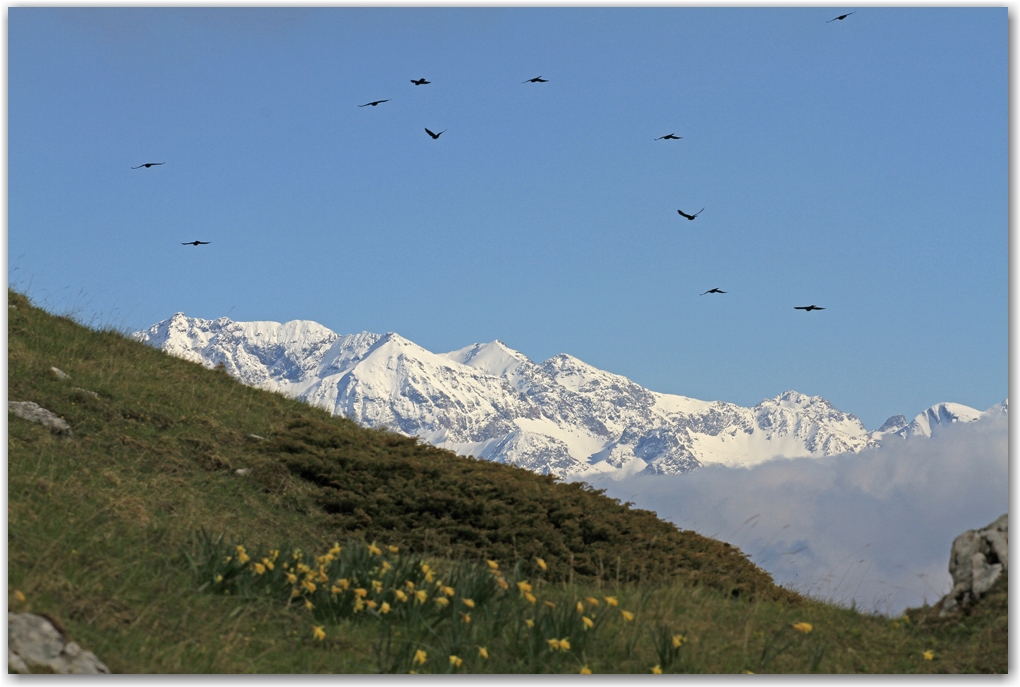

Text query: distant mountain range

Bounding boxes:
[134,314,1007,478]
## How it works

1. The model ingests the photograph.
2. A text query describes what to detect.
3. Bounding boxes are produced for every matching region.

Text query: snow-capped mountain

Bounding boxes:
[133,313,1005,478]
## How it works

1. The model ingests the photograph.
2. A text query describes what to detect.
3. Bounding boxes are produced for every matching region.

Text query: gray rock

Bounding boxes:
[8,612,109,674]
[71,387,100,400]
[8,401,73,437]
[235,468,251,476]
[49,367,70,380]
[939,513,1007,615]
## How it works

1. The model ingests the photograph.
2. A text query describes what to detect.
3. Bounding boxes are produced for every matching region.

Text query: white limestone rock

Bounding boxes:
[8,401,73,437]
[8,612,109,674]
[939,513,1008,615]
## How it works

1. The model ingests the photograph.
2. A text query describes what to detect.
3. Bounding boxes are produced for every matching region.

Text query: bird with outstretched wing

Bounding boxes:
[677,208,705,220]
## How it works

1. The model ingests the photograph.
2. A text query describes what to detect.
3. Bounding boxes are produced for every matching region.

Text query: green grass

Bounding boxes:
[7,289,1006,673]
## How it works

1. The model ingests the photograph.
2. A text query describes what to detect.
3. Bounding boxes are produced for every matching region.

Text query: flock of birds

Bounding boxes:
[133,11,858,315]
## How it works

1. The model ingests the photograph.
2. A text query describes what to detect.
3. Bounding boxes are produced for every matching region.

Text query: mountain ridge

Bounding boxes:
[134,313,1005,478]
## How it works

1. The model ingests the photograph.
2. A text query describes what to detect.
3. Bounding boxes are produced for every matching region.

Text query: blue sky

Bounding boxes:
[8,7,1007,429]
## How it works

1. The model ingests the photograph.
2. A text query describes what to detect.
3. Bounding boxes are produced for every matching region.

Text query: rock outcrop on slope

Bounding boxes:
[938,514,1008,616]
[8,612,109,674]
[134,313,1004,479]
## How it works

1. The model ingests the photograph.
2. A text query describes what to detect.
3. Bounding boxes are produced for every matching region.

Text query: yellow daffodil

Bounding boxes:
[449,655,463,668]
[263,558,274,571]
[353,597,365,612]
[487,559,499,570]
[13,590,25,603]
[923,650,934,661]
[312,626,325,641]
[387,545,399,554]
[380,602,391,614]
[235,545,250,565]
[495,577,509,590]
[792,622,813,634]
[330,585,343,595]
[394,590,408,603]
[317,570,328,583]
[354,588,368,598]
[559,638,571,651]
[215,574,223,583]
[517,581,532,594]
[297,563,311,574]
[582,616,594,629]
[536,557,547,571]
[524,592,537,604]
[367,543,382,556]
[286,572,298,584]
[291,588,301,598]
[672,634,686,648]
[304,600,314,611]
[462,598,475,608]
[585,596,600,606]
[576,601,585,613]
[414,649,427,665]
[292,548,302,560]
[604,596,618,607]
[543,601,556,609]
[478,647,489,659]
[253,563,266,575]
[579,667,592,674]
[651,665,663,674]
[337,578,350,590]
[381,561,392,572]
[405,580,416,590]
[525,619,535,628]
[372,580,384,593]
[547,638,561,651]
[441,585,455,598]
[329,543,342,556]
[415,590,428,603]
[435,597,450,608]
[366,600,378,610]
[621,610,635,622]
[460,612,471,624]
[271,549,280,561]
[302,580,317,593]
[224,556,232,564]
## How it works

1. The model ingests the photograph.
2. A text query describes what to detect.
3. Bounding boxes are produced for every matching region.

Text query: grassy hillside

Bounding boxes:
[7,289,1006,673]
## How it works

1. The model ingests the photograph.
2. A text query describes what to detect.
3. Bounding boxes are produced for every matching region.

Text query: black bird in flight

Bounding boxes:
[132,162,164,169]
[410,78,431,85]
[182,241,211,246]
[425,128,447,140]
[522,76,548,83]
[700,288,727,295]
[655,134,682,140]
[677,208,705,220]
[794,305,825,311]
[826,12,855,22]
[358,100,390,107]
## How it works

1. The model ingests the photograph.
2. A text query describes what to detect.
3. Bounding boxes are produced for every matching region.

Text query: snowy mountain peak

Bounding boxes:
[442,340,532,379]
[895,402,986,439]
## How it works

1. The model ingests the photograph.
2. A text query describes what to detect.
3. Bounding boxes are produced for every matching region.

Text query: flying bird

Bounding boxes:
[677,208,705,220]
[410,78,431,85]
[826,12,855,22]
[132,162,164,169]
[655,134,682,140]
[358,100,390,107]
[794,305,825,311]
[182,241,211,246]
[425,128,447,140]
[522,76,548,83]
[700,288,727,295]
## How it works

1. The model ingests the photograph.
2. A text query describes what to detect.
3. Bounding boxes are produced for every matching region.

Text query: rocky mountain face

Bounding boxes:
[134,313,1005,479]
